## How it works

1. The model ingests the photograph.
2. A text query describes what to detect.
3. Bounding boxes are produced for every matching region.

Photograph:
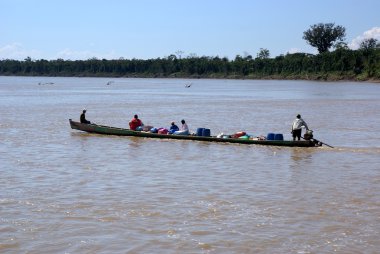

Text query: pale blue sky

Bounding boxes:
[1,0,380,60]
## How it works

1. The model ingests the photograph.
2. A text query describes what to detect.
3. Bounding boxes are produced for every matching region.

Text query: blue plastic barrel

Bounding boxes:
[150,127,158,133]
[267,133,275,140]
[274,133,284,140]
[196,128,205,136]
[203,128,211,137]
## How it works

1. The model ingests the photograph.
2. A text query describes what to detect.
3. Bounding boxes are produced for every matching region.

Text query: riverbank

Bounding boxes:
[1,72,379,83]
[1,49,379,82]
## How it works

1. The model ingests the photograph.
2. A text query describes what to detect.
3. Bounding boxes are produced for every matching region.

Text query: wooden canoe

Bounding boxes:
[69,119,320,147]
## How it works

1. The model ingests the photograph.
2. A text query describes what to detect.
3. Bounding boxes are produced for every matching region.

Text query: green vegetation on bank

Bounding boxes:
[1,48,379,81]
[1,23,379,81]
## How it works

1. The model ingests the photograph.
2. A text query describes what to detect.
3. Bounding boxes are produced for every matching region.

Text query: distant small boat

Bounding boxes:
[69,119,320,147]
[106,81,114,85]
[185,83,192,88]
[38,82,54,85]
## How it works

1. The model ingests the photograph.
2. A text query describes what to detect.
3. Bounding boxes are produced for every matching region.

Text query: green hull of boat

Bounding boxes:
[69,119,319,147]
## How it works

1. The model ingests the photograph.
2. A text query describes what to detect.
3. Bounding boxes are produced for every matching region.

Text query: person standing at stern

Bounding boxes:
[291,114,309,141]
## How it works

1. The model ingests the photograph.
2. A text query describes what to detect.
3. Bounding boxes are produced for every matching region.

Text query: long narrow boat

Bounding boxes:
[69,119,320,147]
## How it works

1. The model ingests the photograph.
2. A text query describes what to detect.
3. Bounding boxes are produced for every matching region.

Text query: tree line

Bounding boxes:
[1,23,379,81]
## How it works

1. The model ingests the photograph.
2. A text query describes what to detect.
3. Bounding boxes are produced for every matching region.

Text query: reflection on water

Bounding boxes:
[290,148,314,164]
[0,77,379,253]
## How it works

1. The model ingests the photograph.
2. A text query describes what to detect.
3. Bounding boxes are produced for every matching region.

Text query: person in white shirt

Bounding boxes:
[291,114,309,141]
[181,119,189,131]
[173,119,190,135]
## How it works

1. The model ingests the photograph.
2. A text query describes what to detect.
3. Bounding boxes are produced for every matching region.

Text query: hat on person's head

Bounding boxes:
[296,114,301,118]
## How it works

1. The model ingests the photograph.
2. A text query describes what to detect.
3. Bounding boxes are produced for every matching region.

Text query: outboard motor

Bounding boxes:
[303,130,314,140]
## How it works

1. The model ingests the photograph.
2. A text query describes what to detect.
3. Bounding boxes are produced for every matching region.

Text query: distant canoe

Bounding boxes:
[69,119,320,147]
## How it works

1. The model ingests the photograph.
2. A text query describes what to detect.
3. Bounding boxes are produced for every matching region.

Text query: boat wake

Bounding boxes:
[330,146,380,154]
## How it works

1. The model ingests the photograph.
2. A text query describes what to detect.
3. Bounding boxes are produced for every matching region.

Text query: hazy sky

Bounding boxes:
[2,0,380,60]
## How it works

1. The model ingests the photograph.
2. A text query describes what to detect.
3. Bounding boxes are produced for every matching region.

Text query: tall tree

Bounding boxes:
[256,48,270,59]
[303,23,346,53]
[360,38,378,51]
[359,38,378,77]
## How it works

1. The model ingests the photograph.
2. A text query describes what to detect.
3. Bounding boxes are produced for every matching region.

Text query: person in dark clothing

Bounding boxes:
[80,109,91,124]
[168,121,179,134]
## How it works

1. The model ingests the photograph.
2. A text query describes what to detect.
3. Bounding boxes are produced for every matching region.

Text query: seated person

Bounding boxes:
[129,114,143,130]
[174,119,189,135]
[80,109,91,124]
[168,121,179,134]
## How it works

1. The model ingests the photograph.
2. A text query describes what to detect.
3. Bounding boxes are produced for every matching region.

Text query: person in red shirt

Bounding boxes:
[129,114,143,130]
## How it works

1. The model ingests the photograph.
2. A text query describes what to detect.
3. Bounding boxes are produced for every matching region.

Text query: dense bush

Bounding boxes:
[0,48,379,81]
